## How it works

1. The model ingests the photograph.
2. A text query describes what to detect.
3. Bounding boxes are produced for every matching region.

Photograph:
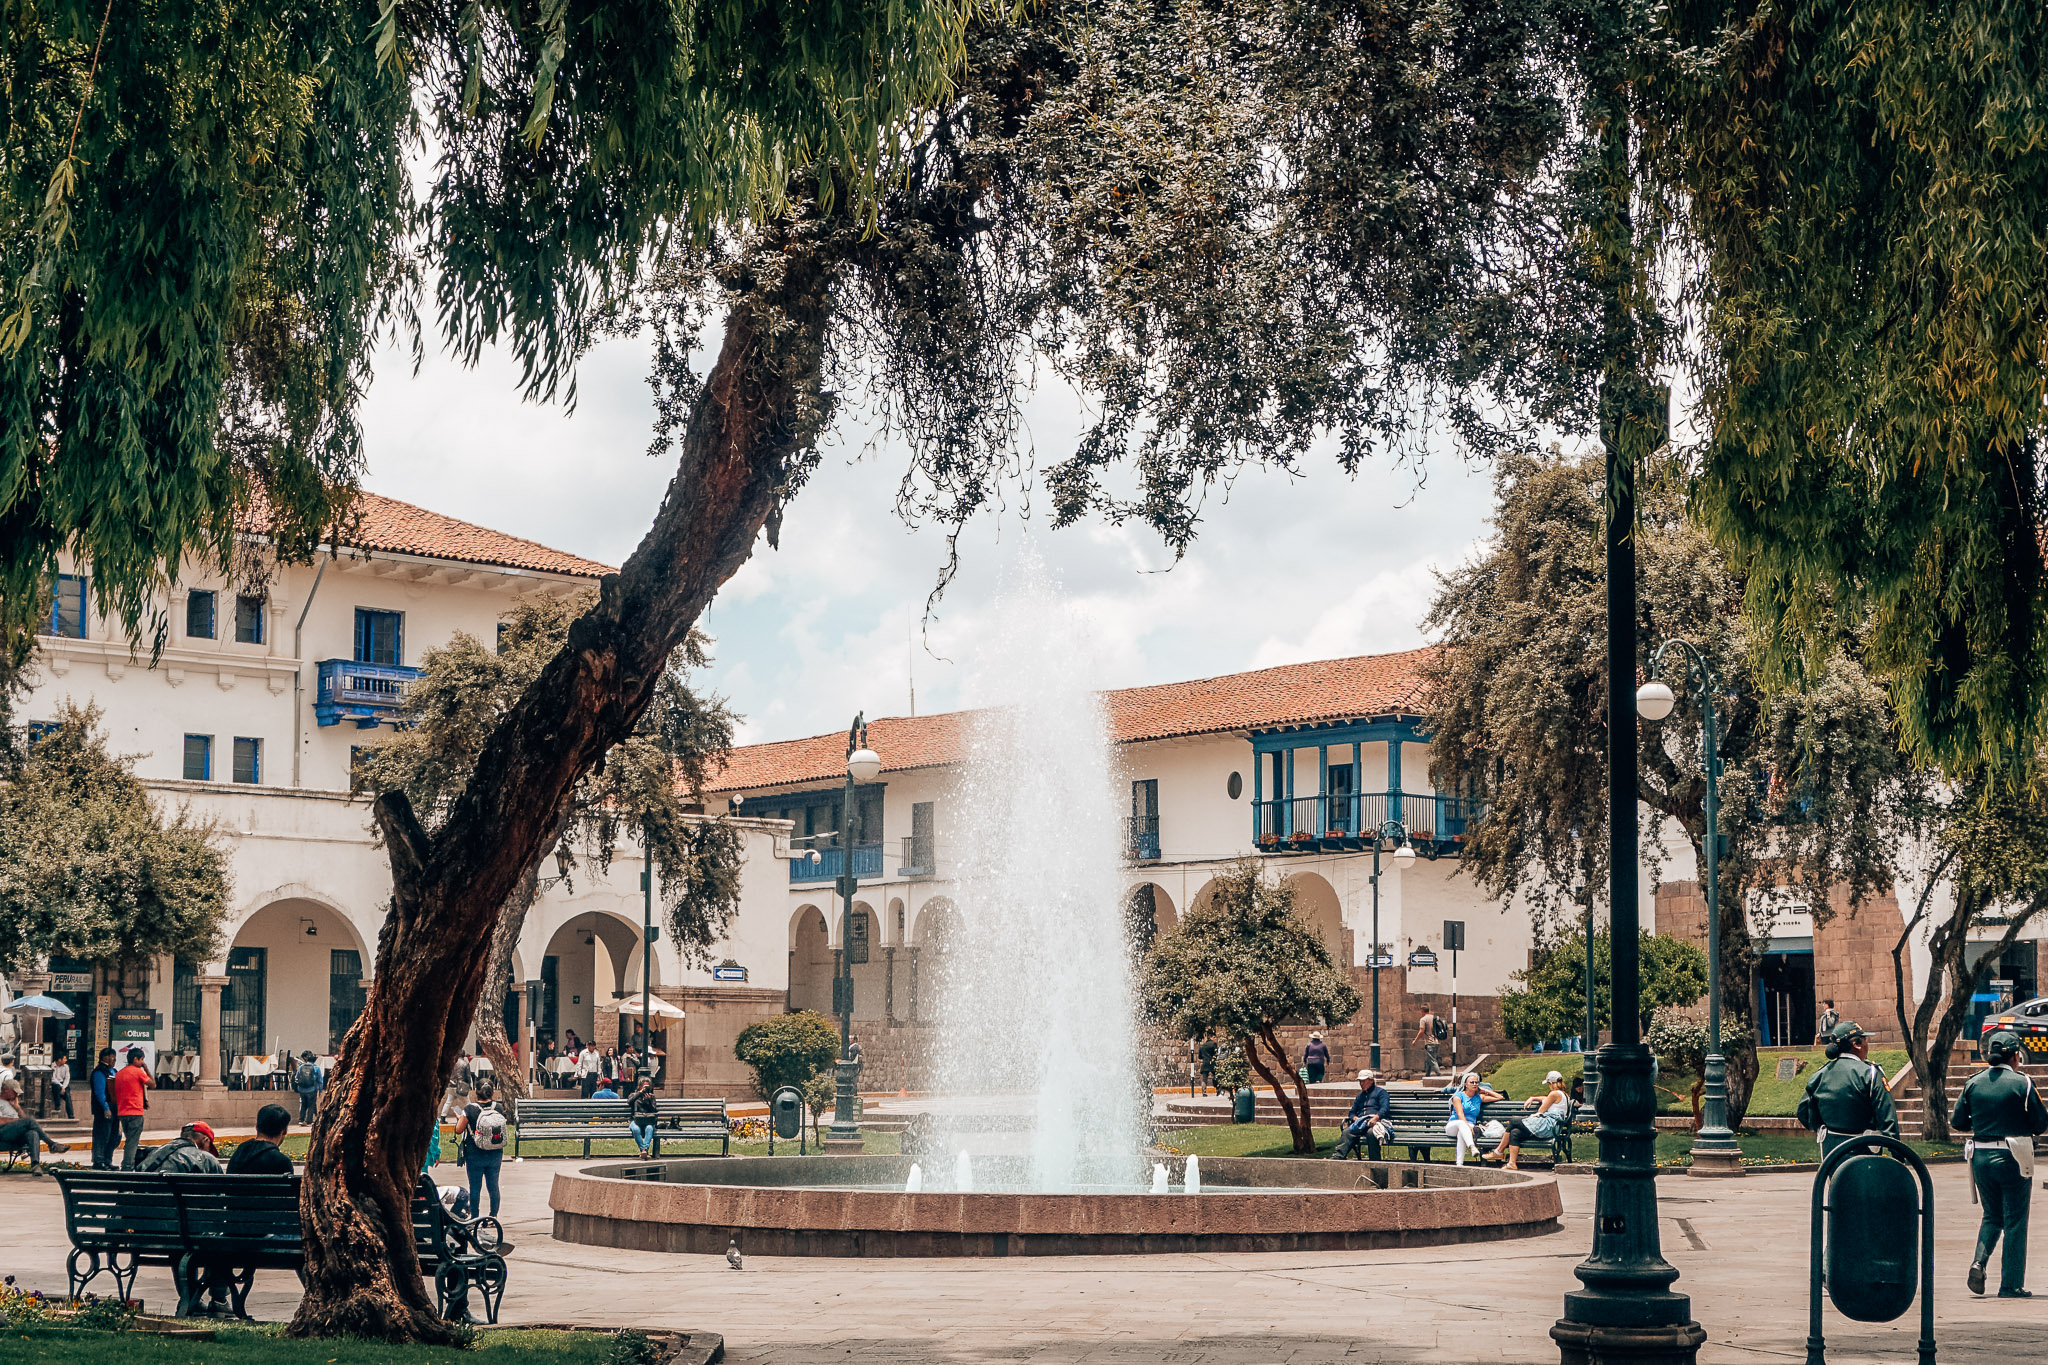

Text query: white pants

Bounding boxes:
[1445,1118,1480,1165]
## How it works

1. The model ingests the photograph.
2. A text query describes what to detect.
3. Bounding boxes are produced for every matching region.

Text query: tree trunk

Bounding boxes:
[1892,849,1961,1142]
[290,213,840,1342]
[1249,1025,1311,1153]
[1904,888,2047,1143]
[1719,889,1761,1127]
[471,866,540,1092]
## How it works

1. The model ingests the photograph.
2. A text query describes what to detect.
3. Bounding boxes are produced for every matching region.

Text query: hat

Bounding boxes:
[1357,1068,1375,1082]
[1984,1030,2023,1061]
[1545,1070,1564,1084]
[1310,1031,1322,1040]
[184,1121,216,1140]
[1831,1021,1868,1043]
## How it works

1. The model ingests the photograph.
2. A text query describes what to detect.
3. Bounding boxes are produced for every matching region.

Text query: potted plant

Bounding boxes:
[1325,827,1346,840]
[1409,828,1433,845]
[1288,829,1314,847]
[1257,832,1281,850]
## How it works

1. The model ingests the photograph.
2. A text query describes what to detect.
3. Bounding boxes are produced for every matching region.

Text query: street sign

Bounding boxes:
[1368,954,1395,969]
[1443,920,1466,951]
[712,964,749,983]
[1408,950,1438,968]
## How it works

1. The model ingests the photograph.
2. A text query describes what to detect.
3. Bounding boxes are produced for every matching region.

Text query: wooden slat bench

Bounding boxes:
[1382,1092,1547,1162]
[510,1097,729,1157]
[51,1169,508,1322]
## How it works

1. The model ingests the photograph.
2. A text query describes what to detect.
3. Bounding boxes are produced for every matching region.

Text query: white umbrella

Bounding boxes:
[3,994,76,1020]
[616,993,686,1021]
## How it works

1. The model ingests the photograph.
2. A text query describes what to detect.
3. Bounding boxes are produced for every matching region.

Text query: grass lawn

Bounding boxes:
[1,1326,612,1365]
[1482,1048,1912,1117]
[1158,1122,1961,1168]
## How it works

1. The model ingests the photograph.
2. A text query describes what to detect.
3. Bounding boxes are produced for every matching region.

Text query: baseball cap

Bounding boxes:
[184,1121,216,1140]
[1356,1068,1375,1081]
[1545,1070,1564,1084]
[1984,1029,2023,1060]
[1831,1021,1868,1043]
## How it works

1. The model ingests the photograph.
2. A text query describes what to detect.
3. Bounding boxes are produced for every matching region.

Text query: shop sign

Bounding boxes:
[111,1008,160,1041]
[49,972,93,992]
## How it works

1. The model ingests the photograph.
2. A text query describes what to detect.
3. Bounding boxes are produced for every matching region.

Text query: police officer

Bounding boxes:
[1952,1029,2048,1298]
[1796,1021,1898,1157]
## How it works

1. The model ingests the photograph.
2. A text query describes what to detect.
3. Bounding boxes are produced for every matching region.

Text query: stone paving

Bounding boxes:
[2,1158,2041,1362]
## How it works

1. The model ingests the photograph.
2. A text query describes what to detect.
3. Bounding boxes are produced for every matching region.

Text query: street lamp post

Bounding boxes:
[1637,642,1742,1178]
[1366,820,1416,1072]
[827,714,882,1149]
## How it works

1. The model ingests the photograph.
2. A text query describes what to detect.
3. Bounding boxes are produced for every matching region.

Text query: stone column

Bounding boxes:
[197,977,228,1089]
[907,947,921,1023]
[883,946,896,1024]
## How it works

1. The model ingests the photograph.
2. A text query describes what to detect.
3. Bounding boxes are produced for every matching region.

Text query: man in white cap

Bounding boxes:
[1332,1069,1392,1160]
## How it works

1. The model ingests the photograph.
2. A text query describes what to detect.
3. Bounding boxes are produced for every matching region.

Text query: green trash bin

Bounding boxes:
[1233,1087,1256,1124]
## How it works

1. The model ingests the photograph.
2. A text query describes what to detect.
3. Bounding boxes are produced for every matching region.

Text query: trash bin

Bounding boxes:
[1233,1086,1255,1124]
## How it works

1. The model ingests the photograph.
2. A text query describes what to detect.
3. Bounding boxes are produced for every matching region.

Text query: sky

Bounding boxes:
[357,327,1501,746]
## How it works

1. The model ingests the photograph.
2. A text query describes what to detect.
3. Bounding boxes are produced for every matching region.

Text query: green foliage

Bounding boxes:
[351,594,742,958]
[801,1066,838,1120]
[1499,931,1708,1049]
[1644,1,2048,778]
[605,1330,658,1365]
[0,702,229,971]
[1209,1047,1250,1093]
[1139,857,1362,1112]
[733,1011,840,1101]
[1646,1006,1754,1127]
[0,0,970,652]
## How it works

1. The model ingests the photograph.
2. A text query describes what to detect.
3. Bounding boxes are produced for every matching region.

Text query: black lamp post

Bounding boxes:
[1637,641,1741,1178]
[1366,819,1416,1072]
[1583,882,1600,1109]
[827,714,882,1147]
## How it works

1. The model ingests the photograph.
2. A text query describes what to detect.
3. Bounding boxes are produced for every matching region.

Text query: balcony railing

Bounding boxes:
[1252,791,1481,852]
[314,659,421,728]
[897,834,935,878]
[790,842,885,884]
[1127,819,1160,862]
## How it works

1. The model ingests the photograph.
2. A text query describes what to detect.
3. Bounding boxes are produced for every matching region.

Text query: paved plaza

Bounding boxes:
[2,1158,2041,1363]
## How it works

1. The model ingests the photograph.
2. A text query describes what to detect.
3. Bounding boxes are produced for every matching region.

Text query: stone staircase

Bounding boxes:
[1894,1045,2048,1147]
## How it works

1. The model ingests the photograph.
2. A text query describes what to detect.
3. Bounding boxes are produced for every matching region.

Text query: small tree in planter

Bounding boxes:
[1140,858,1360,1153]
[734,1011,841,1100]
[1646,1007,1754,1130]
[1211,1046,1251,1094]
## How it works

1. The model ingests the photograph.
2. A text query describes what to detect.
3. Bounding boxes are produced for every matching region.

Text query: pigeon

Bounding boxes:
[725,1238,743,1271]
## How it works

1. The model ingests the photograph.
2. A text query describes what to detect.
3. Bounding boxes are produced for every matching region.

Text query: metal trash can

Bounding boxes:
[1233,1087,1255,1124]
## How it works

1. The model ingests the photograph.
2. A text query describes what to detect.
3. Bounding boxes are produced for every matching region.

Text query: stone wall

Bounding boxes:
[1812,886,1906,1044]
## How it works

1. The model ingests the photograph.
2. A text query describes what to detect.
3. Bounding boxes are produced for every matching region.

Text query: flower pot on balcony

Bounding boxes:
[1325,829,1346,840]
[1288,831,1314,847]
[1257,834,1281,850]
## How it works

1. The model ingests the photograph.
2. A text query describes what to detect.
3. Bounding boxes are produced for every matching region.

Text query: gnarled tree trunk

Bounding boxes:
[290,216,840,1342]
[1248,1025,1311,1153]
[472,804,574,1091]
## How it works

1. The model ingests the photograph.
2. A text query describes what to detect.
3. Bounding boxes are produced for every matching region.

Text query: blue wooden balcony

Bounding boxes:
[790,842,885,884]
[1126,819,1161,862]
[1253,791,1479,854]
[314,659,420,728]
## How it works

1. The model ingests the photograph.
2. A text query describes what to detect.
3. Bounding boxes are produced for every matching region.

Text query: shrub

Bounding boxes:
[1211,1046,1251,1092]
[803,1066,838,1120]
[734,1010,841,1099]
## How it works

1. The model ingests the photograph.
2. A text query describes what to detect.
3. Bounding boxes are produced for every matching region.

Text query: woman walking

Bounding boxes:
[1954,1029,2048,1297]
[1302,1033,1330,1085]
[1489,1070,1570,1169]
[1440,1071,1504,1165]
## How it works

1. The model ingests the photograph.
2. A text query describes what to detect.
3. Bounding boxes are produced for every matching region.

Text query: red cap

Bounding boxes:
[186,1121,216,1140]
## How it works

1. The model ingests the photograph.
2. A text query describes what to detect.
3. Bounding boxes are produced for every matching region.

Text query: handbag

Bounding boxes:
[1480,1119,1507,1141]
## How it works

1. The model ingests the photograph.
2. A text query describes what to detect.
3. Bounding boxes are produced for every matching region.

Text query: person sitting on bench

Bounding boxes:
[1488,1071,1569,1169]
[0,1078,72,1174]
[1331,1070,1391,1160]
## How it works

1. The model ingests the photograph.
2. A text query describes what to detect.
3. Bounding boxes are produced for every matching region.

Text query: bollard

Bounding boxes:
[1806,1134,1934,1365]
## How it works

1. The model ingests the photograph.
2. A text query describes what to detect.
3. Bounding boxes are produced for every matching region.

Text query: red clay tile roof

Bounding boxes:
[710,648,1435,792]
[338,492,614,578]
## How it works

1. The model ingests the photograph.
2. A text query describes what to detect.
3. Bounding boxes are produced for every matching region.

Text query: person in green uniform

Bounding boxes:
[1952,1029,2048,1298]
[1796,1021,1898,1157]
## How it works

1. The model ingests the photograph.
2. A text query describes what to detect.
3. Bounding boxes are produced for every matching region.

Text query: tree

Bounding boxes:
[1642,2,2048,779]
[1645,1007,1754,1132]
[1139,859,1360,1154]
[1499,931,1707,1050]
[0,702,230,979]
[349,594,741,1084]
[1422,447,1922,1124]
[734,1012,841,1101]
[1890,779,2048,1141]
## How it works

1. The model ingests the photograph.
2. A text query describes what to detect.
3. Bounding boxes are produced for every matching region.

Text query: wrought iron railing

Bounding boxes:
[789,842,885,884]
[898,834,935,877]
[1253,792,1482,847]
[314,659,421,727]
[1127,819,1160,861]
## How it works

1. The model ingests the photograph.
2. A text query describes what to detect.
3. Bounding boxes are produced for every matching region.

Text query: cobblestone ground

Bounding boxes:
[3,1159,2040,1362]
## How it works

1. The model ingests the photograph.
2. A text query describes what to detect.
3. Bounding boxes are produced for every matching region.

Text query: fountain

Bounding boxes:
[549,553,1562,1255]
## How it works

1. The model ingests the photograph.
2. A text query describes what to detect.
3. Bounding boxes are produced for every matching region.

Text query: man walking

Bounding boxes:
[114,1047,153,1169]
[1331,1069,1391,1160]
[576,1042,600,1099]
[88,1048,118,1168]
[291,1051,324,1122]
[1796,1021,1898,1157]
[1414,1009,1444,1077]
[1953,1029,2048,1298]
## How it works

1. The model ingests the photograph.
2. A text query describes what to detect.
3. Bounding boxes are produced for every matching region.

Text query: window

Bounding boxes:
[354,608,403,666]
[25,720,60,744]
[234,594,265,644]
[232,736,261,784]
[183,734,213,781]
[185,589,216,639]
[172,960,201,1053]
[329,949,367,1051]
[47,573,86,638]
[1129,779,1160,859]
[496,622,509,654]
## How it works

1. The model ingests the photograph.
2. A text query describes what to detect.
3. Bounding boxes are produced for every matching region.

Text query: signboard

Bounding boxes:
[1408,950,1438,968]
[1989,979,2015,990]
[1443,920,1467,952]
[111,1008,160,1041]
[712,965,749,983]
[1367,954,1396,969]
[49,972,92,992]
[848,912,871,965]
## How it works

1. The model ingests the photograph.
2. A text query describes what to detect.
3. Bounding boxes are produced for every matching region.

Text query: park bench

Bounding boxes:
[510,1096,730,1157]
[51,1169,508,1322]
[1380,1092,1545,1162]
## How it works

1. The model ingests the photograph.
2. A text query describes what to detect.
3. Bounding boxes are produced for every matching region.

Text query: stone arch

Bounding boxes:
[887,897,907,947]
[788,904,833,1015]
[907,896,958,1024]
[541,909,651,1051]
[1283,872,1347,964]
[1189,877,1222,917]
[1125,882,1178,958]
[224,897,375,1064]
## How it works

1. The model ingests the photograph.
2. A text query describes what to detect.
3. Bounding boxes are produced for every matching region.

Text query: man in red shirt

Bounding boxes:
[113,1048,153,1169]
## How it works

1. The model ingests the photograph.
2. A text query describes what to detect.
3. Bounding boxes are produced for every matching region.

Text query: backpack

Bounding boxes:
[294,1062,320,1092]
[1431,1016,1449,1042]
[471,1101,508,1153]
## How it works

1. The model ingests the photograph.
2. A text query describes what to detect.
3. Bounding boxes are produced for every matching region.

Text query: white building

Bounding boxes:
[8,494,794,1114]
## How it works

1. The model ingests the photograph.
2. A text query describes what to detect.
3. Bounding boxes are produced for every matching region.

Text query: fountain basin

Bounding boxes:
[549,1155,1563,1257]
